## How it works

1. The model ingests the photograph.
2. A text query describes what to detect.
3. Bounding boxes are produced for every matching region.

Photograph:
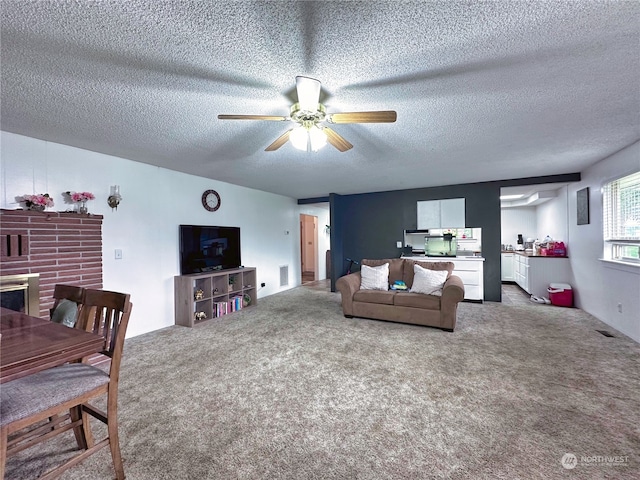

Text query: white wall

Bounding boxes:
[536,186,569,244]
[566,141,640,342]
[1,132,301,337]
[501,207,537,245]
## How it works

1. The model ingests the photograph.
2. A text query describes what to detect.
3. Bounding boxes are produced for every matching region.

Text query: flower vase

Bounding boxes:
[29,204,45,212]
[78,200,88,214]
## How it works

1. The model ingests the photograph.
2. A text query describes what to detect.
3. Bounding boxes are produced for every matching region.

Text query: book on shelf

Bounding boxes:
[231,295,243,312]
[213,301,228,318]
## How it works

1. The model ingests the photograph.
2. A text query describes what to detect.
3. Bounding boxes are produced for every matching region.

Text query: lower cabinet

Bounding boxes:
[451,259,484,301]
[501,253,514,281]
[401,257,484,301]
[513,254,571,298]
[514,254,529,292]
[174,267,257,327]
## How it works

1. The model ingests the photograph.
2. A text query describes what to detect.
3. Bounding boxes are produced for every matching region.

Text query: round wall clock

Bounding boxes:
[201,189,221,212]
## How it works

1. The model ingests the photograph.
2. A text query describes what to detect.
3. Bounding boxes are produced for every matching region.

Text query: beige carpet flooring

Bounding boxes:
[5,283,640,479]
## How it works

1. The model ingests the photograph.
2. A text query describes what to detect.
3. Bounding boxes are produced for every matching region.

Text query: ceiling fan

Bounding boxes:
[218,76,397,152]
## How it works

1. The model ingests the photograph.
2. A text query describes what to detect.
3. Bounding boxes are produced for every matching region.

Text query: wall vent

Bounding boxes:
[279,265,289,287]
[596,329,615,338]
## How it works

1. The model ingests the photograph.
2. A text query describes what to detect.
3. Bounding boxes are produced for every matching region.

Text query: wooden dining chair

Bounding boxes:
[49,284,85,327]
[0,289,133,480]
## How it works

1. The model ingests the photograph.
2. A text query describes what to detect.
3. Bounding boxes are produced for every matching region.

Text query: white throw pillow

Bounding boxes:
[411,264,448,296]
[360,263,390,291]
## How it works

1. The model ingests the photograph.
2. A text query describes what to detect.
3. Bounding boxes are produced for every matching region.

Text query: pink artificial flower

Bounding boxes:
[23,194,54,207]
[70,191,95,202]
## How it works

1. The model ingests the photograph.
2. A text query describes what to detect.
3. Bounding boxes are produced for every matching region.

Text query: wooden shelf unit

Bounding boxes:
[174,267,257,327]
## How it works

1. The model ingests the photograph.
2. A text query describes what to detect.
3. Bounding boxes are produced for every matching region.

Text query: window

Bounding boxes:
[603,171,640,263]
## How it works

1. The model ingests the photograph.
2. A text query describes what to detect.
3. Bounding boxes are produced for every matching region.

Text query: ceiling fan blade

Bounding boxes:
[323,127,353,152]
[296,76,321,112]
[265,129,293,151]
[328,111,397,124]
[218,114,288,121]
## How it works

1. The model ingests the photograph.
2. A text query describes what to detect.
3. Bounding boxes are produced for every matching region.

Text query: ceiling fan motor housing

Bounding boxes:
[290,102,326,129]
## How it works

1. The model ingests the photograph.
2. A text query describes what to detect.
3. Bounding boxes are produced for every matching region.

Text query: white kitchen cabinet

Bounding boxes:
[417,201,440,229]
[501,253,514,281]
[417,198,465,229]
[514,253,529,292]
[451,258,484,301]
[440,199,466,228]
[513,253,571,297]
[402,256,484,301]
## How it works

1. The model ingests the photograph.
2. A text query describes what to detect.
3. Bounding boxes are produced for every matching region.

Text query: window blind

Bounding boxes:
[603,171,640,241]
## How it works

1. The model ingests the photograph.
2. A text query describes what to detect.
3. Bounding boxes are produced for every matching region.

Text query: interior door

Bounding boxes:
[300,214,317,283]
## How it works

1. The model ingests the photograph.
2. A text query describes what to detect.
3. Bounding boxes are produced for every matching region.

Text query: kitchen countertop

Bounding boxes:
[402,255,485,261]
[502,250,568,258]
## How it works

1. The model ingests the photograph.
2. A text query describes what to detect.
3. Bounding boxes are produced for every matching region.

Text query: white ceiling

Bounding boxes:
[1,1,638,200]
[500,183,568,208]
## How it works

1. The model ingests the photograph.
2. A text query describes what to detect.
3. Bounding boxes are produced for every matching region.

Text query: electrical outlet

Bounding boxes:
[114,249,123,260]
[261,282,266,288]
[396,241,402,248]
[617,303,623,313]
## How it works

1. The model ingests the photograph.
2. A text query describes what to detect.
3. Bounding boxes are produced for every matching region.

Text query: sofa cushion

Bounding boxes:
[394,292,441,310]
[403,259,453,288]
[410,264,448,296]
[362,258,404,285]
[360,263,389,290]
[353,290,396,305]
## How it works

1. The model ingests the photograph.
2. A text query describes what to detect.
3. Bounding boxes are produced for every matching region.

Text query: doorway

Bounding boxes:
[300,214,317,284]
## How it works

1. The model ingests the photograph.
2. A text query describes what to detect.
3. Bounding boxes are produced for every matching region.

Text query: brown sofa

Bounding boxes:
[335,258,465,331]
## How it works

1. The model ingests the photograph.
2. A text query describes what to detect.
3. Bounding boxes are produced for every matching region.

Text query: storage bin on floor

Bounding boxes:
[547,283,573,307]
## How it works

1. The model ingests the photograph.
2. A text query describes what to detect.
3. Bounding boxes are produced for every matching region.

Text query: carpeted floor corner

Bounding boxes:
[6,285,640,479]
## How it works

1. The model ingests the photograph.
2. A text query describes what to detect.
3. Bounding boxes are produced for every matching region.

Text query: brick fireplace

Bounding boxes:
[0,209,103,318]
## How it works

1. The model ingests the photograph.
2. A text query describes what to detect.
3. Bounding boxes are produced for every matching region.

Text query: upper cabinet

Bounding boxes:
[417,198,465,229]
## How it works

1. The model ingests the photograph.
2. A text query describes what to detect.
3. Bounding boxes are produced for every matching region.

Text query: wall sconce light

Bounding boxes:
[108,185,122,210]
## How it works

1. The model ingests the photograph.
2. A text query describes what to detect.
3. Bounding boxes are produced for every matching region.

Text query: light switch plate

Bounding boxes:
[115,249,123,260]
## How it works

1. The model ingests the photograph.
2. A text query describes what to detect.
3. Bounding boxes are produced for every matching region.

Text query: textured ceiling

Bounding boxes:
[1,1,639,199]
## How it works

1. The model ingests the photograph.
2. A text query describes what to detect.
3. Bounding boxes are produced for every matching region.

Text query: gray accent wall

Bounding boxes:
[328,174,581,302]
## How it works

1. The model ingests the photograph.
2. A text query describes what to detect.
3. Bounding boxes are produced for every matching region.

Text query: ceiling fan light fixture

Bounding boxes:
[290,126,309,151]
[290,124,327,152]
[220,76,395,153]
[309,125,327,151]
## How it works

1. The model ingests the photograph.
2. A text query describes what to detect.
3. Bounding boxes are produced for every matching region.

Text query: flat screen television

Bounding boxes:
[179,225,241,275]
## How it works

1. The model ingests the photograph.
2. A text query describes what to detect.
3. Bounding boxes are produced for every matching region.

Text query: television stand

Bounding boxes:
[174,267,257,327]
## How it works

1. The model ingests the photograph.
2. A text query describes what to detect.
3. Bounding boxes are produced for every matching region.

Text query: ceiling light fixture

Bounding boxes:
[290,122,327,152]
[289,125,308,151]
[219,76,395,153]
[499,194,525,200]
[308,125,327,151]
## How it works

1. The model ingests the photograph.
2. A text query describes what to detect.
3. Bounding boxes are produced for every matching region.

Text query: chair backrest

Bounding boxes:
[77,289,133,373]
[50,284,86,327]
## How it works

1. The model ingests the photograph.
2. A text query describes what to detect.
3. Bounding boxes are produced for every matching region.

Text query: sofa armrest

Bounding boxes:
[335,272,362,316]
[442,274,465,303]
[440,274,465,330]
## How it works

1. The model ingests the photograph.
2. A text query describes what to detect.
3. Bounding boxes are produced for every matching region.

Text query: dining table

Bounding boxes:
[0,307,104,384]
